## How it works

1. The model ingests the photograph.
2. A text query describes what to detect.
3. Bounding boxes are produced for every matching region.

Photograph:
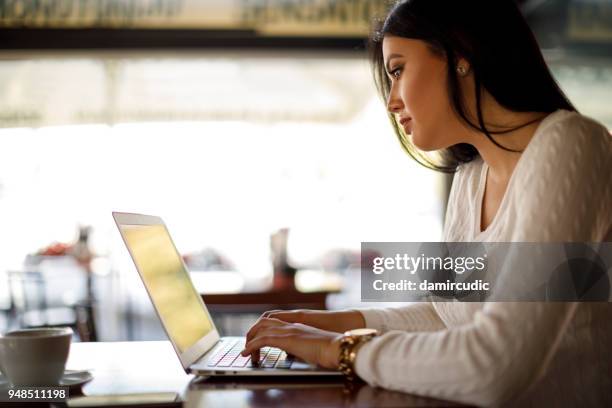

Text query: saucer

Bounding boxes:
[0,370,93,390]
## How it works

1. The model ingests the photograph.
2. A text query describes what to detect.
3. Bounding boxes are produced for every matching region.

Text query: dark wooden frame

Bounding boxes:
[0,28,367,51]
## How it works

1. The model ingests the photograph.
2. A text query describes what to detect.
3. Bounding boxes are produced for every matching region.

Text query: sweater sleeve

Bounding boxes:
[352,303,446,333]
[354,302,577,406]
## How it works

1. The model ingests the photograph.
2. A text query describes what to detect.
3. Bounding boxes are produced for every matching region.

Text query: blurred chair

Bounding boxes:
[0,302,11,333]
[0,272,12,331]
[7,260,97,341]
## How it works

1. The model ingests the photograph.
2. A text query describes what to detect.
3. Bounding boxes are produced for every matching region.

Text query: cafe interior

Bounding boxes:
[0,0,610,406]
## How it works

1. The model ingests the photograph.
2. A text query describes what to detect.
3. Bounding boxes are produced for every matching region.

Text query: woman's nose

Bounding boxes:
[386,93,403,114]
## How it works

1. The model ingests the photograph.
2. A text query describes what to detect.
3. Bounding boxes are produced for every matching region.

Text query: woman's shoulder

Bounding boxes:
[520,110,612,181]
[510,110,612,241]
[532,110,612,156]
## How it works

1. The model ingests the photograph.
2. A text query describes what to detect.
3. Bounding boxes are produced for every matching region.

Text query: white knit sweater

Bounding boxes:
[354,110,612,407]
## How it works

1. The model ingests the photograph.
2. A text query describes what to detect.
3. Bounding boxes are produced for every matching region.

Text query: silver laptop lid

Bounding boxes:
[113,212,220,371]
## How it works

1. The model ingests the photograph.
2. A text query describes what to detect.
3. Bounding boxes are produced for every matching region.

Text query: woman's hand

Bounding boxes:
[240,317,343,369]
[252,309,365,334]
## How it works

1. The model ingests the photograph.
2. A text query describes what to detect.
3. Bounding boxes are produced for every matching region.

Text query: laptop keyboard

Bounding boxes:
[206,339,294,369]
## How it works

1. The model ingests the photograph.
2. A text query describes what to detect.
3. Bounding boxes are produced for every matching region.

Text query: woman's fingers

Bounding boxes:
[242,325,297,363]
[245,317,285,344]
[241,332,294,359]
[240,323,340,369]
[246,310,307,344]
[261,309,283,318]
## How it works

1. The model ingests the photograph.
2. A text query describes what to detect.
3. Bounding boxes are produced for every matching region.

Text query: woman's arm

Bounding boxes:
[247,309,366,334]
[241,304,446,369]
[351,303,446,333]
[248,303,446,336]
[354,302,577,406]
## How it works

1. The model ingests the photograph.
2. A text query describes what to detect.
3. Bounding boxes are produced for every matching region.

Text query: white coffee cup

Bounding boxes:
[0,327,72,386]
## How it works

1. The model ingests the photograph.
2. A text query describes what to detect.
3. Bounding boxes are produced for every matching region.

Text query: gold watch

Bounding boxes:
[338,328,378,379]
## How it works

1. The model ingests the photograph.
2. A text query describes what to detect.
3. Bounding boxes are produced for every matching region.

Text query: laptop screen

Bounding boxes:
[120,223,213,352]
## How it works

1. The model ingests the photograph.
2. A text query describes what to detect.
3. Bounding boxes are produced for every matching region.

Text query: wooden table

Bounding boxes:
[202,288,334,313]
[199,270,343,313]
[56,341,463,407]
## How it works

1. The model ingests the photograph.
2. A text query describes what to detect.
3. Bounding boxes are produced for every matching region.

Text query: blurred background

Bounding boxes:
[0,0,610,342]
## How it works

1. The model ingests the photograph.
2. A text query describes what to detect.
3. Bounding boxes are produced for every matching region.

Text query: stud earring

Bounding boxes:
[457,65,469,76]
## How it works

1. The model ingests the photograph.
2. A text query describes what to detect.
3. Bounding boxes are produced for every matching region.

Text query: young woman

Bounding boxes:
[241,0,612,405]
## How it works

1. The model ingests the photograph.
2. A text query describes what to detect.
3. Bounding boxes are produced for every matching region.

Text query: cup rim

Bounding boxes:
[2,327,73,339]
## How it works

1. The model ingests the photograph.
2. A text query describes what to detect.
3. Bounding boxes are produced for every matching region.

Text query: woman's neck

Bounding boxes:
[462,102,548,184]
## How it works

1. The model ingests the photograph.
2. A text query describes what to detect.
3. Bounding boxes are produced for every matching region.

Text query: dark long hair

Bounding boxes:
[370,0,577,172]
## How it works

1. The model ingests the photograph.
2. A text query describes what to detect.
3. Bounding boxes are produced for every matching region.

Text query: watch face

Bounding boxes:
[346,328,378,337]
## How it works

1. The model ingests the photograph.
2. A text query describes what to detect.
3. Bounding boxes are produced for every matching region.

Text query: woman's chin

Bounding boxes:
[411,134,442,152]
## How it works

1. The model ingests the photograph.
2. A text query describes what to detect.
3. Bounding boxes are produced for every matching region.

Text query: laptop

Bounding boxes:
[113,212,342,377]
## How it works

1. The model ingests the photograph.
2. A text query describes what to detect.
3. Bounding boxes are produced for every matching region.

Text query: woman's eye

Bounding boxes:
[389,67,403,79]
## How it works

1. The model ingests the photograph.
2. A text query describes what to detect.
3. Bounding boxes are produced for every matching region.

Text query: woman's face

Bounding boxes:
[382,36,464,151]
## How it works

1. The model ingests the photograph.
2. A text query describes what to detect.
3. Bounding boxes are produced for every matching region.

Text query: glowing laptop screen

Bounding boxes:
[120,224,213,352]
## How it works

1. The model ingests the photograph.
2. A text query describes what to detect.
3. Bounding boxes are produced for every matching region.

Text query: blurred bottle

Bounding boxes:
[70,225,93,267]
[69,225,94,303]
[270,228,297,290]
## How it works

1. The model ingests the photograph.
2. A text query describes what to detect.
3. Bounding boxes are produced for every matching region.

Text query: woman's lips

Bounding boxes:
[399,117,412,132]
